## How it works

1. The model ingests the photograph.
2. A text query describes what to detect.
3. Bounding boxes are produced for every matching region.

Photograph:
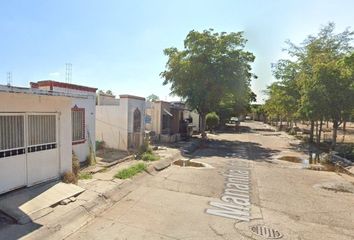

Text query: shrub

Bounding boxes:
[62,171,77,184]
[96,140,105,151]
[141,152,160,161]
[114,163,147,179]
[206,112,220,131]
[72,152,80,177]
[79,172,93,180]
[136,137,153,159]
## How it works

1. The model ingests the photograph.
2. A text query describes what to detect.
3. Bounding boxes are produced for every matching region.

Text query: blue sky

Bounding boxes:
[0,0,353,102]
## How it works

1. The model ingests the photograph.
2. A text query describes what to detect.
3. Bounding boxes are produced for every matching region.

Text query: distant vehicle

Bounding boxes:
[225,117,240,130]
[245,116,251,120]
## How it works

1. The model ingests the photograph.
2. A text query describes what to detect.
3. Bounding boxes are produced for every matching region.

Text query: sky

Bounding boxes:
[0,0,353,103]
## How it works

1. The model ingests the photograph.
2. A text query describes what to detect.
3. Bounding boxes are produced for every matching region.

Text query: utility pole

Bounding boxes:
[6,72,12,86]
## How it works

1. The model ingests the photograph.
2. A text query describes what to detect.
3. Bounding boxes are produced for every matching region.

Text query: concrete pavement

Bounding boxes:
[65,121,354,240]
[2,121,354,239]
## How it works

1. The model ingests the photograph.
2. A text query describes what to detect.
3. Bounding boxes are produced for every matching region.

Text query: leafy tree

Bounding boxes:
[265,23,354,149]
[206,112,220,131]
[146,94,160,102]
[161,29,255,139]
[106,90,113,95]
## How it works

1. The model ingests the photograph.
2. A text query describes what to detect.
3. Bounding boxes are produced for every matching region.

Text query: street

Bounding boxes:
[66,121,354,240]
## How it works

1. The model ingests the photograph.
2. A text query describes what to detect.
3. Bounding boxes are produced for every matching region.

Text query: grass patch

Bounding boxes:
[114,163,147,179]
[78,172,93,180]
[141,152,160,161]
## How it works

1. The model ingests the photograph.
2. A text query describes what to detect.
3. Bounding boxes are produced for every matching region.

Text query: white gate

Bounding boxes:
[0,114,27,194]
[0,113,59,194]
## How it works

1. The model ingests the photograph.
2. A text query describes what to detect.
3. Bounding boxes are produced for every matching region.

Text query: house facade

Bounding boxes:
[31,80,97,163]
[145,101,198,142]
[96,93,146,151]
[0,85,74,194]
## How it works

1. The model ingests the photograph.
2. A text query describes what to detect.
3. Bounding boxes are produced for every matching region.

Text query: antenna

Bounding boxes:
[65,63,72,83]
[6,72,12,86]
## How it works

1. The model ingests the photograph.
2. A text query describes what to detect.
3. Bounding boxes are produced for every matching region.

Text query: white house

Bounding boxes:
[0,84,75,195]
[30,80,97,163]
[96,93,146,151]
[145,101,200,142]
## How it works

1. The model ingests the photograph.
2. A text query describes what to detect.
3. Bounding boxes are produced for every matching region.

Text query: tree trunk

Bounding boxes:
[317,118,323,146]
[309,120,315,143]
[343,121,347,132]
[200,113,207,140]
[331,120,338,150]
[315,121,318,145]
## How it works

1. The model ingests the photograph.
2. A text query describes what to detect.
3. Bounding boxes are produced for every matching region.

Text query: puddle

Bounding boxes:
[278,156,302,163]
[309,164,336,172]
[173,160,205,168]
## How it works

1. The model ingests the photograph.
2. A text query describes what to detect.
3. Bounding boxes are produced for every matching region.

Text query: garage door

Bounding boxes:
[0,113,59,194]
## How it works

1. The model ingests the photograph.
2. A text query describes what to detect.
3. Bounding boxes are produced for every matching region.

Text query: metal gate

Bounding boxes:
[0,113,59,194]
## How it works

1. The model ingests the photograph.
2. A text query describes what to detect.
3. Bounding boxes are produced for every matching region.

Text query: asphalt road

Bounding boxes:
[66,121,354,240]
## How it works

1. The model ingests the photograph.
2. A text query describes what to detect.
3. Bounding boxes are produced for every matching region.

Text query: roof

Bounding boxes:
[0,84,90,99]
[119,94,145,101]
[31,80,97,93]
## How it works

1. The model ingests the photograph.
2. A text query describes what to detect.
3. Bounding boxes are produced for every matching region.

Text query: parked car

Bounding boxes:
[245,115,251,120]
[225,117,240,130]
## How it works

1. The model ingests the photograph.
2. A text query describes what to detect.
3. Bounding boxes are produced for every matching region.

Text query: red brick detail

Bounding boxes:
[34,80,97,93]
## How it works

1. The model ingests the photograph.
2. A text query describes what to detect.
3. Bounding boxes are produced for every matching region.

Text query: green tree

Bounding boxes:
[266,23,354,149]
[146,94,160,102]
[106,90,113,95]
[206,112,220,132]
[161,29,256,139]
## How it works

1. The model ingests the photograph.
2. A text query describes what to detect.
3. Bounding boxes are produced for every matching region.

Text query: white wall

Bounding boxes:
[96,105,128,151]
[97,94,120,105]
[0,92,72,193]
[46,86,96,163]
[96,96,146,151]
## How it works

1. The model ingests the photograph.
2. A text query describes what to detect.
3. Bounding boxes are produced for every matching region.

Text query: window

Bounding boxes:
[72,107,85,143]
[133,108,141,132]
[0,115,25,158]
[28,114,57,153]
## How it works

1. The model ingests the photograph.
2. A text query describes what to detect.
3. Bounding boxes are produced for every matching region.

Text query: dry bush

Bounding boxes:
[62,171,77,184]
[72,152,80,177]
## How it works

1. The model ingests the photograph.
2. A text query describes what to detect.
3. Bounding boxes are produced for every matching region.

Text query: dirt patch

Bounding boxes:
[314,182,354,194]
[96,148,128,163]
[278,156,302,163]
[173,160,205,168]
[253,128,275,132]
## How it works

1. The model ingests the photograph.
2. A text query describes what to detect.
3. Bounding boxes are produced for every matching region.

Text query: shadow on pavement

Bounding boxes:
[193,138,280,162]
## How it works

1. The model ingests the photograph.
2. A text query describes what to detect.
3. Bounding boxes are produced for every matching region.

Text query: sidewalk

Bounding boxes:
[0,140,200,240]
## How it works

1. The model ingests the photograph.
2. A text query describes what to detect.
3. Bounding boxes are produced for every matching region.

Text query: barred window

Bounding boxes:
[28,115,56,146]
[0,115,24,151]
[72,108,85,142]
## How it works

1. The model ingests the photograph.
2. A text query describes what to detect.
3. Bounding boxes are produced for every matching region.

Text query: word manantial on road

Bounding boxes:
[206,160,251,221]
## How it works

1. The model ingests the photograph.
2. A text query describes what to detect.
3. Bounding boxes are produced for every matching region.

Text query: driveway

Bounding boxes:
[66,121,354,240]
